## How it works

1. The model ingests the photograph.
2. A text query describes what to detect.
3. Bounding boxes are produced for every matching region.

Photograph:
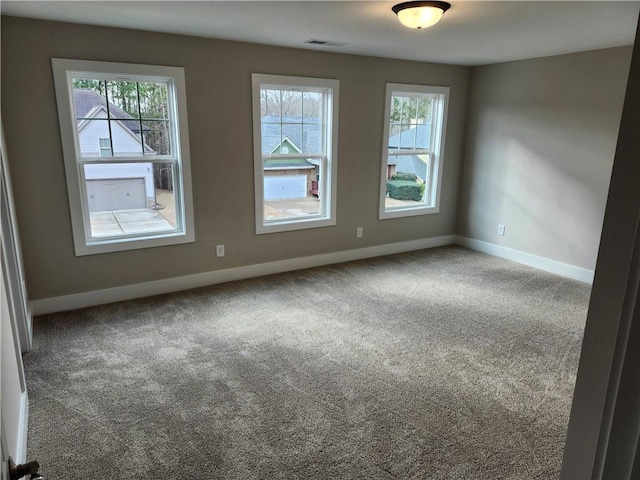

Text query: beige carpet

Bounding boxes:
[24,246,590,479]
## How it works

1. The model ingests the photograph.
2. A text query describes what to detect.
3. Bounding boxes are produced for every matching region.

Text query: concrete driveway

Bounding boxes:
[264,197,320,219]
[89,189,177,237]
[90,209,174,237]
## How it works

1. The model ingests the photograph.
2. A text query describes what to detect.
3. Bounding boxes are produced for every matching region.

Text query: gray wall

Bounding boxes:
[0,16,469,301]
[457,47,633,270]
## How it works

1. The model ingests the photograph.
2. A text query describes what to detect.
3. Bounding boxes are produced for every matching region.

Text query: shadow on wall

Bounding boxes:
[462,104,618,271]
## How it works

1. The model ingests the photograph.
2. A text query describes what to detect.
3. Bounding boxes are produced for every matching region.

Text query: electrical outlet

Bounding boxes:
[497,224,506,236]
[356,227,363,238]
[216,244,225,257]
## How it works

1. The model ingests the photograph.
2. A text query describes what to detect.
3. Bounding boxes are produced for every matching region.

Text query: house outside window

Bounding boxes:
[252,74,339,234]
[52,58,195,255]
[379,83,449,219]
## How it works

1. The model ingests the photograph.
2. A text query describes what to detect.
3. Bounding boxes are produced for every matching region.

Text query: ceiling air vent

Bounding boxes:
[304,39,347,47]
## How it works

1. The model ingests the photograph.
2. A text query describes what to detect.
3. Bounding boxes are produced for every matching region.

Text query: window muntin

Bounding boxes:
[379,83,449,219]
[252,74,338,234]
[73,79,172,158]
[52,59,194,255]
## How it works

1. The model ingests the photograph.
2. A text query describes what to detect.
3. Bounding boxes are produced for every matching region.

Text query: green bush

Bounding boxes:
[386,180,423,201]
[391,172,418,182]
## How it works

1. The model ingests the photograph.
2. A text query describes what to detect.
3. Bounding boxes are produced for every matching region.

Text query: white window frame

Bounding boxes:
[379,83,449,220]
[251,74,339,234]
[52,58,195,256]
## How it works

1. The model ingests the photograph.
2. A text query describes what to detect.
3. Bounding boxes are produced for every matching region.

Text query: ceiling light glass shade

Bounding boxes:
[392,1,451,29]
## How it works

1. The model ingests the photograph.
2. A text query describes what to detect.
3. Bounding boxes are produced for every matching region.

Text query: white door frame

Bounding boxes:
[1,118,32,473]
[0,120,32,354]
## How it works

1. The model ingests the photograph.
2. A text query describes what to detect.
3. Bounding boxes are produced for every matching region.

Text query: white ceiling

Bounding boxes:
[2,1,639,66]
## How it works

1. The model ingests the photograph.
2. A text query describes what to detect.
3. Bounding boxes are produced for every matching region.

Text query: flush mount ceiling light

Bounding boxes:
[392,1,451,29]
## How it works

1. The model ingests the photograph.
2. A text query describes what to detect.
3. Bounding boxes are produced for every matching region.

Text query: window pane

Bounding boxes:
[78,119,148,158]
[105,81,140,119]
[389,124,402,148]
[143,120,171,155]
[261,89,282,153]
[415,124,432,150]
[399,96,413,125]
[390,96,402,123]
[73,82,107,120]
[261,89,281,118]
[262,122,304,154]
[302,123,322,154]
[138,82,169,120]
[261,88,324,155]
[261,121,282,154]
[152,162,177,228]
[76,117,107,157]
[281,123,303,153]
[385,153,430,210]
[73,80,154,157]
[108,120,144,156]
[303,92,322,123]
[417,97,432,123]
[85,161,177,238]
[263,159,321,220]
[410,97,420,124]
[389,96,435,151]
[281,90,302,121]
[396,126,417,150]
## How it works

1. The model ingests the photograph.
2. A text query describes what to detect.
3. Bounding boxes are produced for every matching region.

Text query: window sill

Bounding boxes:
[75,230,195,256]
[379,205,440,220]
[256,216,336,235]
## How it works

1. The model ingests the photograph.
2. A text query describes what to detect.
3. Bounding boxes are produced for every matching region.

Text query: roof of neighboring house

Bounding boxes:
[388,124,432,150]
[74,88,149,134]
[261,115,322,155]
[386,124,434,181]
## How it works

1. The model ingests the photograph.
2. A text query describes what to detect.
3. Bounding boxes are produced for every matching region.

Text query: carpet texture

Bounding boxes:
[24,246,590,479]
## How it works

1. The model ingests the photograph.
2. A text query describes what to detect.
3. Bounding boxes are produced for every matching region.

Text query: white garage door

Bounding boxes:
[264,175,307,200]
[86,178,146,212]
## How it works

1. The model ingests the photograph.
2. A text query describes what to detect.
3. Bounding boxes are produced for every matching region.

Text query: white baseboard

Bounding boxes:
[31,235,457,315]
[16,391,28,463]
[456,236,594,284]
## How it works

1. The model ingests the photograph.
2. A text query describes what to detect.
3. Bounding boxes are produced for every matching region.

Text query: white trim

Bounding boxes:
[1,121,32,353]
[264,166,315,171]
[51,58,195,256]
[30,234,595,315]
[456,236,595,284]
[31,235,456,315]
[16,392,28,463]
